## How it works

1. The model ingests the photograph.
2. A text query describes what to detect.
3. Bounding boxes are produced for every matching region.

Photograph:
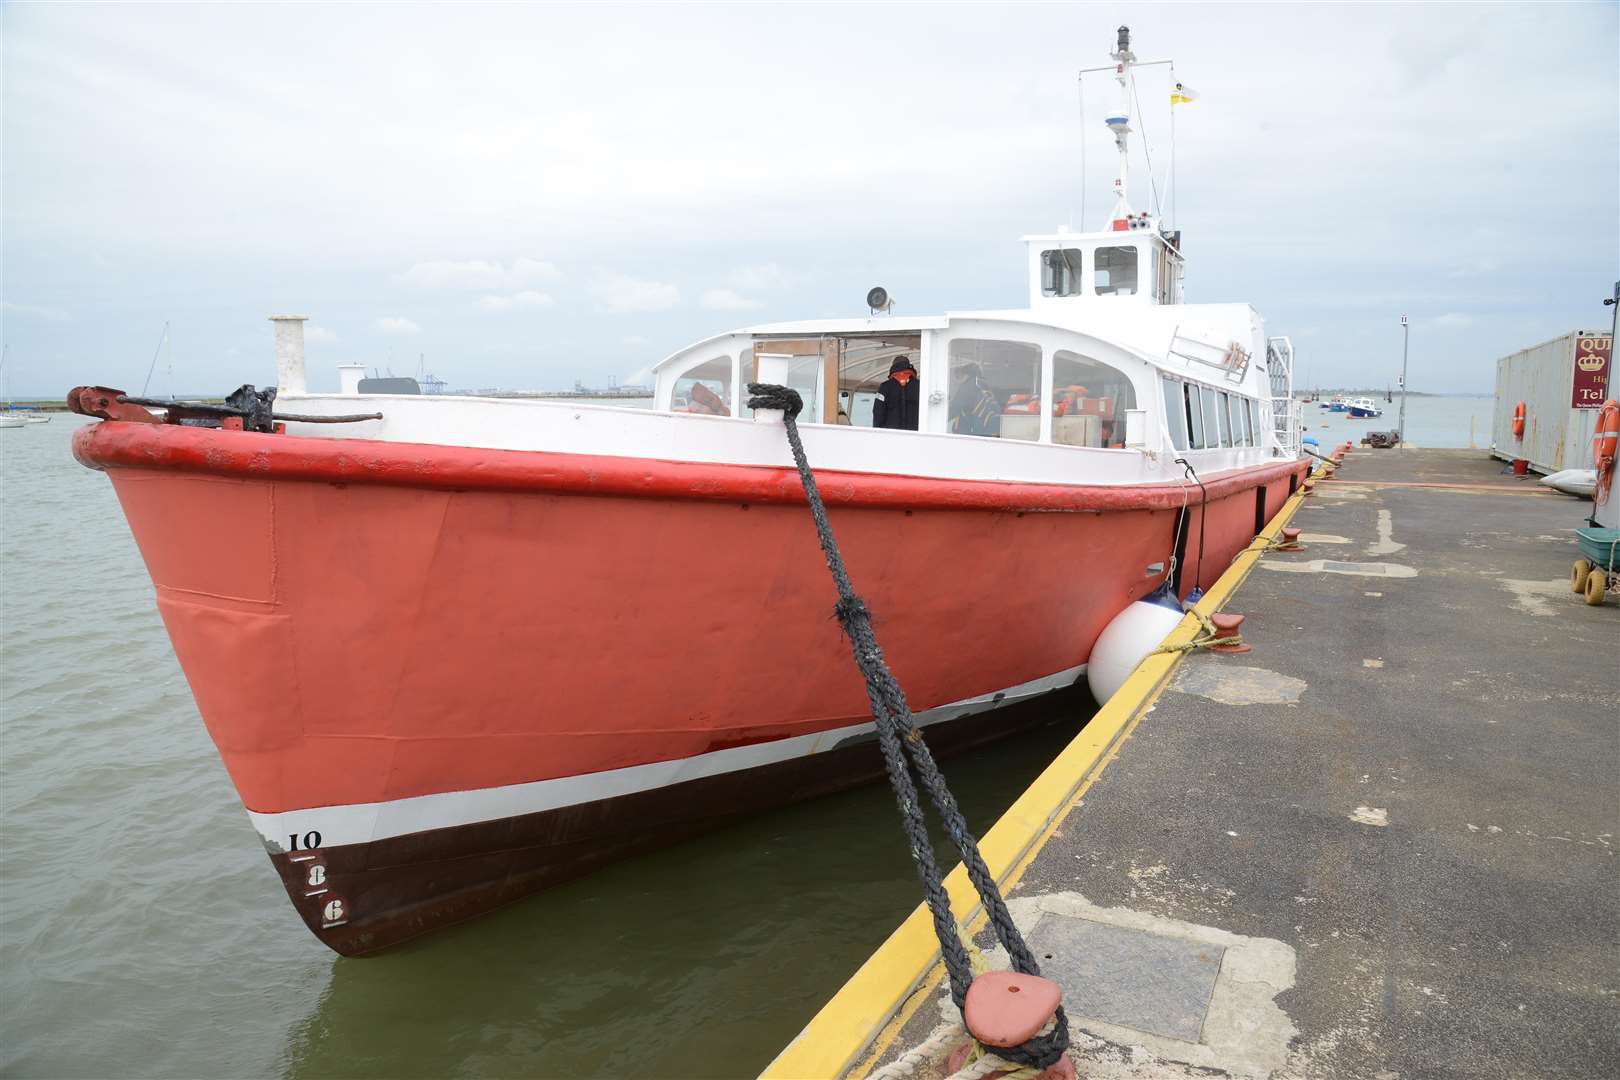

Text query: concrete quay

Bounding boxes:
[767,449,1618,1080]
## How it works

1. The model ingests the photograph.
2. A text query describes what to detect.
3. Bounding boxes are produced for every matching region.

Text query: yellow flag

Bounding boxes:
[1171,83,1199,105]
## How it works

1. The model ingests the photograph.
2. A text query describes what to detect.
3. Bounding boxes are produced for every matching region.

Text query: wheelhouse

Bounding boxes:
[652,309,1280,463]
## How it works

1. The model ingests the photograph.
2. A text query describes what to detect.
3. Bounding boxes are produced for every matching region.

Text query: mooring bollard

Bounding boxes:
[947,969,1076,1078]
[1276,527,1306,552]
[1207,612,1252,654]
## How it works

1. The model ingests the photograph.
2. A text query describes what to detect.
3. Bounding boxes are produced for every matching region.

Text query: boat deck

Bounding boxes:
[768,449,1619,1079]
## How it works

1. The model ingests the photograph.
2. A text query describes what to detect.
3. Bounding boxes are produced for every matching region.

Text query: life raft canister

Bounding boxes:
[1512,401,1526,440]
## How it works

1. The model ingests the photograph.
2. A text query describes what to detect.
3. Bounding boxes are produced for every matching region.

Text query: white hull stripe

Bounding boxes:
[248,664,1085,850]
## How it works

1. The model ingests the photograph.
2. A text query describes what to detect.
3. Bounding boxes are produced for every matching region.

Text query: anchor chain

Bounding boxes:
[747,382,1068,1072]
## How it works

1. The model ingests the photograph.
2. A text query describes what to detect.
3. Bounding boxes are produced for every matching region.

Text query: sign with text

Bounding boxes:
[1572,334,1612,409]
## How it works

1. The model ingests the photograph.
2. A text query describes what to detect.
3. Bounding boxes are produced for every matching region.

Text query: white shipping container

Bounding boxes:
[1491,330,1614,474]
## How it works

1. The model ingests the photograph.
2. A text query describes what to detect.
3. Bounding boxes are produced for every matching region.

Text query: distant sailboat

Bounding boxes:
[0,345,26,428]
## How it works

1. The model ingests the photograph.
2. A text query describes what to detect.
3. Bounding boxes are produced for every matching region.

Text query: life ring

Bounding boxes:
[1512,401,1526,440]
[1593,398,1620,504]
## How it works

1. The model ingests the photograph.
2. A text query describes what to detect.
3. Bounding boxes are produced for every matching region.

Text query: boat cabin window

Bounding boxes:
[1050,350,1137,448]
[781,355,822,422]
[1201,389,1222,449]
[948,338,1040,441]
[1185,384,1206,448]
[1094,246,1138,297]
[747,333,924,425]
[833,334,923,428]
[671,355,733,416]
[1216,392,1233,447]
[1162,377,1189,451]
[1246,399,1259,446]
[1040,249,1085,297]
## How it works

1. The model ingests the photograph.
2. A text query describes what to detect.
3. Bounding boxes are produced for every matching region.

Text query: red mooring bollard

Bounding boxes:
[946,971,1075,1079]
[1276,527,1305,552]
[1207,612,1252,654]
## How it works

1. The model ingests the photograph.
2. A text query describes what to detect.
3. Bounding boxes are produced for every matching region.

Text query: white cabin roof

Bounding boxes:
[650,302,1258,381]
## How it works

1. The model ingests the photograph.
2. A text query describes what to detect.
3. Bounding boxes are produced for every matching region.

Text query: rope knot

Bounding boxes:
[747,382,804,418]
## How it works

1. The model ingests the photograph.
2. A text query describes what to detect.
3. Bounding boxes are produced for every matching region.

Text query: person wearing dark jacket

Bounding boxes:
[872,356,920,430]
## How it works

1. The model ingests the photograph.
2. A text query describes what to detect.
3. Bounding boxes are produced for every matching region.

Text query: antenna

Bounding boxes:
[1103,26,1135,229]
[140,321,169,396]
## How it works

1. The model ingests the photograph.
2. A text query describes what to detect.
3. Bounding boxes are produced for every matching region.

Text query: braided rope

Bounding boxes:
[1151,609,1245,655]
[747,384,1068,1071]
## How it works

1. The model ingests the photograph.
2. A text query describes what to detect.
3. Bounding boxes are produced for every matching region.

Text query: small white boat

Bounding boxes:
[1540,468,1596,499]
[24,414,51,424]
[0,415,26,429]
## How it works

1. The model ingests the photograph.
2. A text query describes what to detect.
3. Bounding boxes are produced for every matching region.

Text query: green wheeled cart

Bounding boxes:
[1571,527,1620,606]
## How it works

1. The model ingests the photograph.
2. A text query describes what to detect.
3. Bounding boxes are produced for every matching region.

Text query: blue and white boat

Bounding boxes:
[1347,397,1382,418]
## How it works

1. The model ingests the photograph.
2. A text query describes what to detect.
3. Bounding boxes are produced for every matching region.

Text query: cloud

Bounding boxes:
[305,325,339,343]
[2,302,69,322]
[374,316,422,335]
[590,271,679,313]
[397,258,561,291]
[727,263,794,292]
[477,290,555,312]
[1431,313,1475,328]
[700,288,763,311]
[509,258,562,284]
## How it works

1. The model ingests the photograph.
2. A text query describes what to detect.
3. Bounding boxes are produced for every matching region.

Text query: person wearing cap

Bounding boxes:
[872,355,920,431]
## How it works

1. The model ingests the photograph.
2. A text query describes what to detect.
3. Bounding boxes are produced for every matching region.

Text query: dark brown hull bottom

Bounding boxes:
[268,689,1085,955]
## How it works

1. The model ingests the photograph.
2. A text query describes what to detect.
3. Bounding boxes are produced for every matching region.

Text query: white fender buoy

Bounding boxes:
[1087,600,1186,705]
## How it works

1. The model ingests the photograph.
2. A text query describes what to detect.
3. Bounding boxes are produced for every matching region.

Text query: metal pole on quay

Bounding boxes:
[1398,313,1410,445]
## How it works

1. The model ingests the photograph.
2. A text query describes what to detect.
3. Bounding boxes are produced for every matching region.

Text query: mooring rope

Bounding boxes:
[747,383,1068,1072]
[1151,608,1244,655]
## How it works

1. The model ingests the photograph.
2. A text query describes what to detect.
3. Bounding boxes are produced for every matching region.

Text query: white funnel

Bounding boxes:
[271,315,309,395]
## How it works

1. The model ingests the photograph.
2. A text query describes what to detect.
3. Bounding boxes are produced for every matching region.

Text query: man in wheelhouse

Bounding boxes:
[872,355,920,430]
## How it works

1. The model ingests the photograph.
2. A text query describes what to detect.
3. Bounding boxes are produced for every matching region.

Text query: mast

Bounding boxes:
[1105,25,1136,230]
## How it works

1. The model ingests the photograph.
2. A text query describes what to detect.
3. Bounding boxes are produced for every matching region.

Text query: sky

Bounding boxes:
[2,2,1616,398]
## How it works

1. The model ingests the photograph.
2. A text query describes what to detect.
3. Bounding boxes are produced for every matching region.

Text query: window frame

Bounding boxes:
[670,353,736,416]
[1094,244,1141,297]
[946,336,1044,443]
[1040,248,1086,298]
[1161,376,1189,451]
[1201,387,1222,449]
[1048,348,1138,449]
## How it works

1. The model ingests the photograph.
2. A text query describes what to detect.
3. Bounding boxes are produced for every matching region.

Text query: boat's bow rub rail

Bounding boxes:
[72,421,1304,513]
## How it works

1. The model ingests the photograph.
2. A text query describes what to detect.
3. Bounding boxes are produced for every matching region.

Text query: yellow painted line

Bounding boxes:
[761,482,1311,1080]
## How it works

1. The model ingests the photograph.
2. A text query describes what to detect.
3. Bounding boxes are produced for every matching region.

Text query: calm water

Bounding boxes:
[1301,394,1494,450]
[0,417,1089,1079]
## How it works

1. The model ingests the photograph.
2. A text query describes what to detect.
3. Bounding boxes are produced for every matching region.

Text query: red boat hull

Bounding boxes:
[76,421,1304,953]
